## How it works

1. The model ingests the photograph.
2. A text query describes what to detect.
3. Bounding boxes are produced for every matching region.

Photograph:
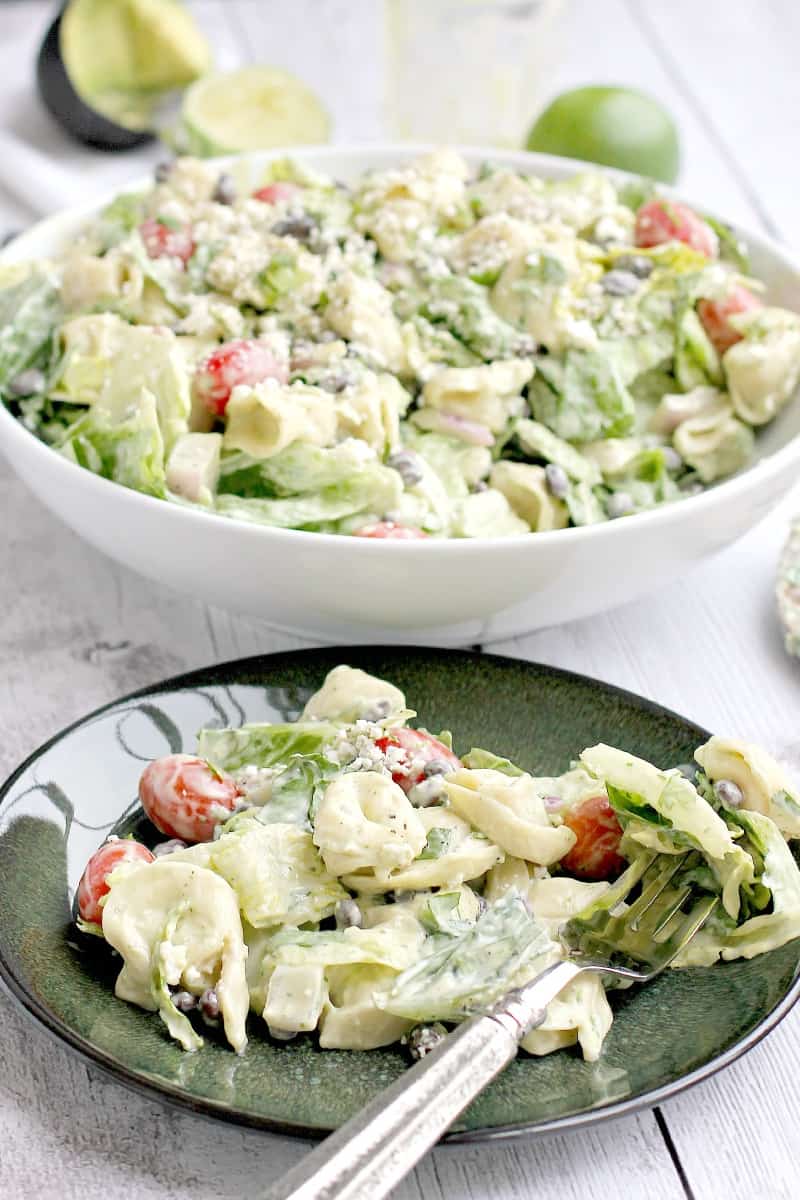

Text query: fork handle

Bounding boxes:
[260,960,582,1200]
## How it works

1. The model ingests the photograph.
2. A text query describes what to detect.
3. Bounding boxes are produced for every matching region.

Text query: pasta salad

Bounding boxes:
[77,666,800,1060]
[2,152,800,539]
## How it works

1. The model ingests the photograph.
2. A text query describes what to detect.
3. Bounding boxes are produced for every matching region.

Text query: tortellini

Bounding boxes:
[102,860,249,1053]
[446,213,542,280]
[223,380,338,458]
[672,394,754,483]
[301,664,407,723]
[336,372,411,453]
[723,307,800,425]
[320,965,414,1050]
[695,736,800,838]
[421,359,533,433]
[340,806,503,894]
[520,973,613,1062]
[325,272,407,373]
[444,768,576,865]
[314,771,427,880]
[489,461,569,531]
[648,385,723,437]
[450,488,530,537]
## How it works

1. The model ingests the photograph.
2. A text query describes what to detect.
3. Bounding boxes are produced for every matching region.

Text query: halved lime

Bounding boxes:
[179,66,331,156]
[526,86,680,184]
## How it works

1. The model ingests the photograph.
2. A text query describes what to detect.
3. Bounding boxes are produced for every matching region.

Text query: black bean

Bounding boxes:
[318,370,356,394]
[544,463,569,499]
[154,161,174,183]
[152,838,187,857]
[422,758,452,778]
[335,898,363,929]
[602,269,640,297]
[714,779,744,809]
[172,990,196,1013]
[606,491,634,519]
[614,254,653,279]
[212,172,237,205]
[386,450,424,487]
[199,987,220,1021]
[7,367,46,397]
[404,1023,447,1061]
[271,213,316,240]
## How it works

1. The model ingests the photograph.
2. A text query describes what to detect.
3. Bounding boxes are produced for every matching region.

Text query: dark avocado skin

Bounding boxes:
[36,8,154,151]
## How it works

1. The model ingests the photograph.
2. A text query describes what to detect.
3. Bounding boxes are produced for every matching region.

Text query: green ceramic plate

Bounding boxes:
[1,647,798,1140]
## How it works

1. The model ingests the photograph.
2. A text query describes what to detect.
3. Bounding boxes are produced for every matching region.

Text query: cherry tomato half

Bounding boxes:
[193,339,289,417]
[77,839,154,925]
[697,285,762,355]
[138,217,195,265]
[139,754,242,842]
[560,794,626,881]
[375,727,461,793]
[634,199,718,258]
[353,521,428,540]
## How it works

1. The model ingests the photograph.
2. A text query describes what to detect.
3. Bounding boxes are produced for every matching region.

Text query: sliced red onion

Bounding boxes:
[425,410,495,446]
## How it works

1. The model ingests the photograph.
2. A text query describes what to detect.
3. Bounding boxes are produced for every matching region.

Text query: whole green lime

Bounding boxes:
[526,86,680,184]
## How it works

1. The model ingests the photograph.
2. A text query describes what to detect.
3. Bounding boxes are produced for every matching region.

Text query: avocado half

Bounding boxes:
[36,9,154,151]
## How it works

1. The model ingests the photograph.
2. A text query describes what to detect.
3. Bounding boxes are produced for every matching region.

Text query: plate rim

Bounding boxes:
[1,644,798,1142]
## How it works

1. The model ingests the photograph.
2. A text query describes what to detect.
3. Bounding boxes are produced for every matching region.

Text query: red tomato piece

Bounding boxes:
[193,339,289,417]
[697,285,763,355]
[139,754,242,842]
[252,182,300,205]
[139,217,195,265]
[560,794,626,881]
[634,199,718,258]
[77,839,154,925]
[353,521,429,540]
[375,727,461,793]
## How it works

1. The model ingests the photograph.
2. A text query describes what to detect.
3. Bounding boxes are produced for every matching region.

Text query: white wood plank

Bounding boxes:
[636,0,800,246]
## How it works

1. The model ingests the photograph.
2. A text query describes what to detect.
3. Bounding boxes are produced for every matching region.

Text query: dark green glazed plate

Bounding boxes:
[1,647,798,1141]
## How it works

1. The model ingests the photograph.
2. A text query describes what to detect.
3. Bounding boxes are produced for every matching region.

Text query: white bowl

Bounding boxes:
[2,145,800,645]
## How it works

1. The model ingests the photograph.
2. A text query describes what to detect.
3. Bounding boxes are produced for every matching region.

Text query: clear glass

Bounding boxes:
[384,0,567,147]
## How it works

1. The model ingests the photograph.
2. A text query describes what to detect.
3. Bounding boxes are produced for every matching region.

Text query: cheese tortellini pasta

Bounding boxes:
[83,666,800,1067]
[7,150,799,538]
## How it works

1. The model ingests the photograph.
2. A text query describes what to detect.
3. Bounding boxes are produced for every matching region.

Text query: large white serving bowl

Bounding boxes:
[2,145,800,645]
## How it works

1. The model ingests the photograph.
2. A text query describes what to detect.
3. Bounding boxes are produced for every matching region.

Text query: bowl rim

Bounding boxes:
[1,643,798,1142]
[2,141,800,556]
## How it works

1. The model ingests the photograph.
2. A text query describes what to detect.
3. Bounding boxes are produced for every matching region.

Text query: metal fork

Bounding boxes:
[261,852,718,1200]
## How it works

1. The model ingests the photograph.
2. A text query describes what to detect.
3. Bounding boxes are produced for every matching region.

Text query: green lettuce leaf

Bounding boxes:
[530,348,636,443]
[377,894,555,1021]
[198,721,339,774]
[215,454,402,529]
[0,271,61,400]
[461,747,525,776]
[721,810,800,960]
[59,387,167,497]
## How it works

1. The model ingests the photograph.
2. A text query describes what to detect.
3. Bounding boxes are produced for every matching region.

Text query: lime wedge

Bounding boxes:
[179,66,331,156]
[526,86,680,184]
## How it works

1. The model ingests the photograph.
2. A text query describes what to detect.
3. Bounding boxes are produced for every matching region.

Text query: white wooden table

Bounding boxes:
[1,2,798,1196]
